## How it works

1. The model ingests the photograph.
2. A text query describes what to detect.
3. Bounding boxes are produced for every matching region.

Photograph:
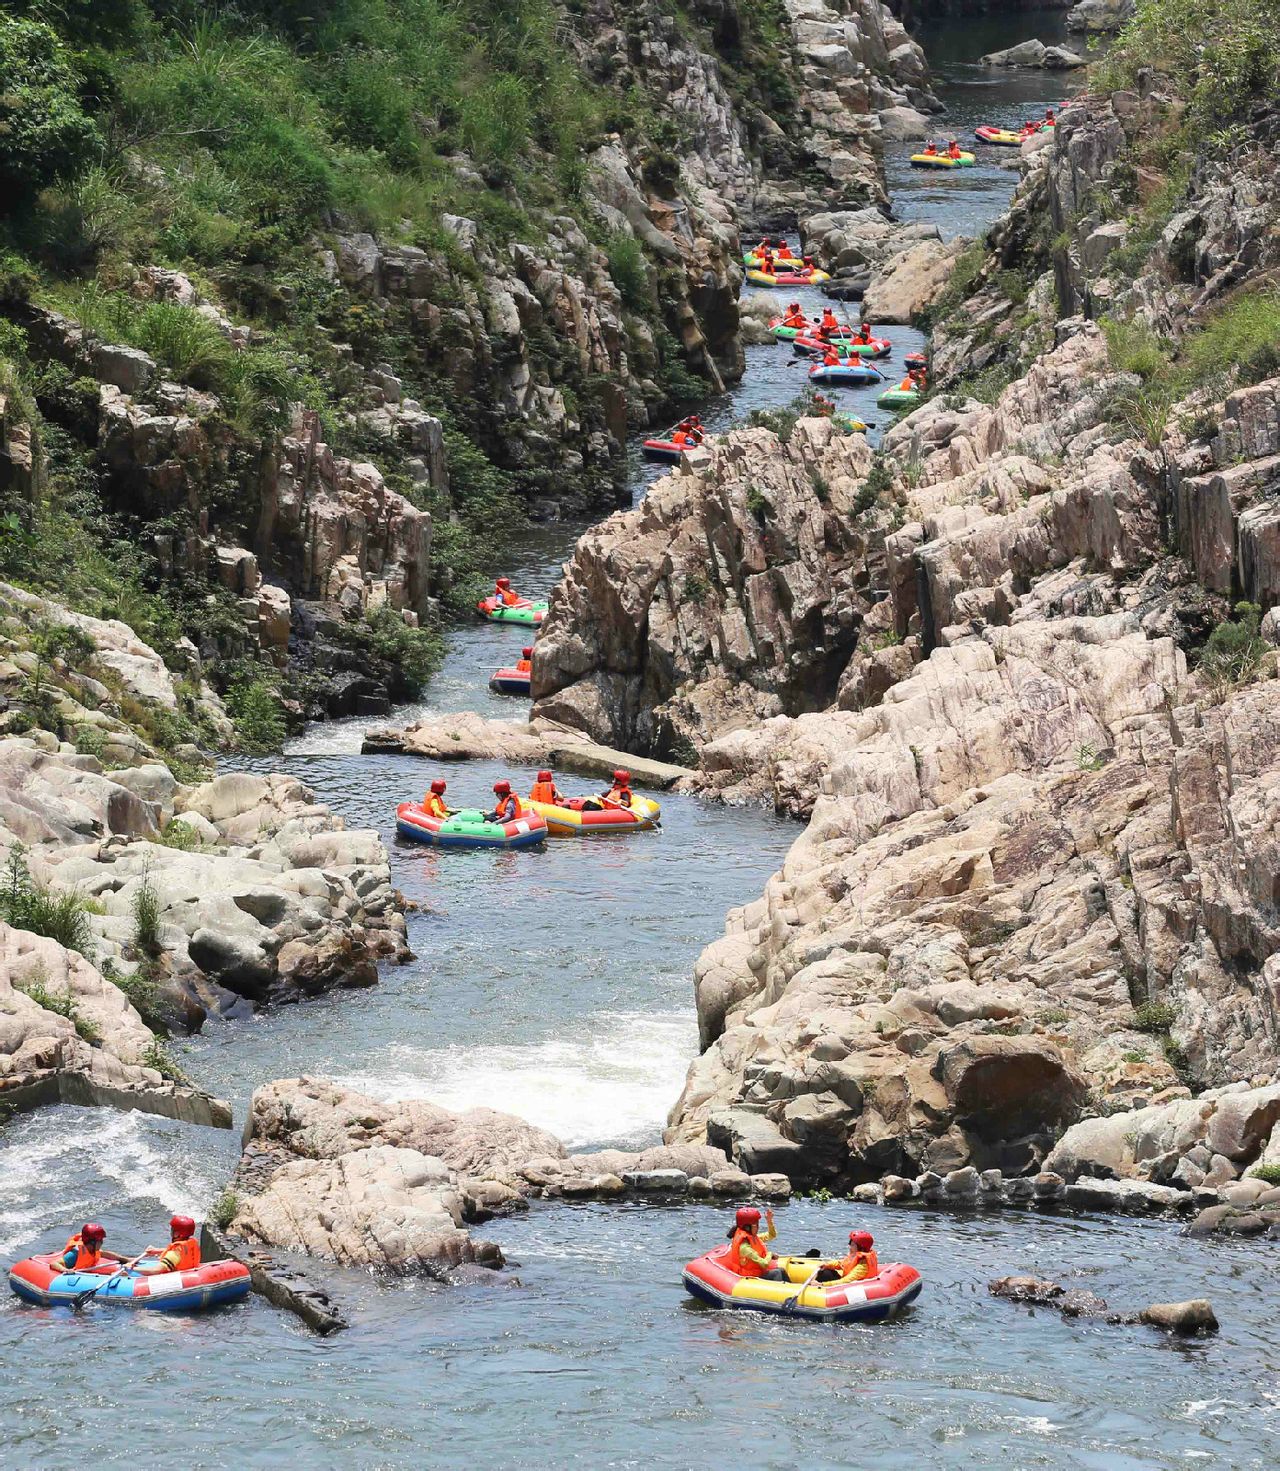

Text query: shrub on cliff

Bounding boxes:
[1100,0,1280,125]
[0,16,100,200]
[0,846,93,955]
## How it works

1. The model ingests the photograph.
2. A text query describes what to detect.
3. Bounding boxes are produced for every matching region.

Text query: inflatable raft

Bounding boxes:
[975,125,1022,147]
[528,793,661,835]
[877,386,921,409]
[793,333,890,359]
[809,360,884,386]
[683,1248,923,1323]
[476,595,547,626]
[396,802,547,850]
[489,666,531,696]
[903,351,927,372]
[642,438,686,462]
[833,412,869,433]
[9,1253,251,1313]
[770,320,853,343]
[909,151,976,169]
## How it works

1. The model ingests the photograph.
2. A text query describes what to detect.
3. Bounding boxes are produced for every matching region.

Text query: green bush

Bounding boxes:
[332,606,443,697]
[1133,1000,1177,1033]
[141,1037,189,1084]
[0,846,93,954]
[102,957,170,1035]
[211,1189,240,1230]
[0,16,100,199]
[1200,601,1267,688]
[607,233,650,313]
[1249,1162,1280,1185]
[1180,291,1280,392]
[225,671,287,752]
[15,974,100,1044]
[130,869,162,956]
[1101,316,1171,381]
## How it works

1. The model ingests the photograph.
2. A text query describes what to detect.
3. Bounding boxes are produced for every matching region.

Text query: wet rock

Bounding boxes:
[851,1182,882,1203]
[750,1172,793,1200]
[1033,1171,1066,1200]
[622,1169,689,1193]
[990,1275,1063,1303]
[882,1174,916,1201]
[1140,1300,1219,1334]
[944,1166,980,1197]
[982,40,1085,69]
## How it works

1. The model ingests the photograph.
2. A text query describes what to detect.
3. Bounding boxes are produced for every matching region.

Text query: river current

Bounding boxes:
[4,13,1277,1469]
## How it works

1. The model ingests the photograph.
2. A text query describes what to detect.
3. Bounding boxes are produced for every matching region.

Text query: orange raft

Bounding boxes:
[682,1246,923,1322]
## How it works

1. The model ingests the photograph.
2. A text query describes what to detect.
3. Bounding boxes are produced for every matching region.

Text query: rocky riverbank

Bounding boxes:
[522,84,1280,1218]
[220,1078,791,1274]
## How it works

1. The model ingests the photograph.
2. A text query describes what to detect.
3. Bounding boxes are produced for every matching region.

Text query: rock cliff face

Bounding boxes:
[537,93,1280,1189]
[532,420,874,752]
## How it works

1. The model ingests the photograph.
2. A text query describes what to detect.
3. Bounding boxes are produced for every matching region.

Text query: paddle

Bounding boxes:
[72,1250,151,1310]
[781,1261,826,1315]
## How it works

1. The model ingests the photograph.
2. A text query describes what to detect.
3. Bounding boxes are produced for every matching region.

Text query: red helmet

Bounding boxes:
[493,780,511,795]
[735,1207,761,1229]
[496,577,511,589]
[430,779,447,795]
[170,1214,196,1240]
[81,1222,106,1243]
[850,1230,874,1250]
[522,647,533,658]
[612,769,631,784]
[536,769,553,782]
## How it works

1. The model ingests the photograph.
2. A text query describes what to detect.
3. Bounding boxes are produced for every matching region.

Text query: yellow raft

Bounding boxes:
[528,794,661,835]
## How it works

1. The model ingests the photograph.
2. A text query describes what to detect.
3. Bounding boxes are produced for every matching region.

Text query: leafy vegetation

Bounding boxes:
[140,1036,189,1084]
[1249,1163,1280,1185]
[14,972,100,1044]
[224,668,287,753]
[0,845,93,954]
[1199,601,1268,690]
[1097,0,1280,127]
[1133,1000,1177,1034]
[211,1188,240,1230]
[130,866,163,956]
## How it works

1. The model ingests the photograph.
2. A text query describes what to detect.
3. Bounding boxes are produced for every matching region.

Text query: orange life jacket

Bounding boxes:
[924,144,937,155]
[61,1233,101,1271]
[603,786,633,807]
[729,1228,771,1278]
[493,794,522,821]
[423,793,449,819]
[836,1248,878,1280]
[899,376,915,392]
[948,145,961,158]
[529,779,559,804]
[824,351,840,366]
[776,244,793,260]
[821,311,838,331]
[159,1236,201,1273]
[515,658,532,674]
[671,430,688,447]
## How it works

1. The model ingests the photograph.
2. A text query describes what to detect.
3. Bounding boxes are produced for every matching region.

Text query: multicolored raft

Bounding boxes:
[8,1253,252,1313]
[396,802,548,850]
[682,1247,923,1323]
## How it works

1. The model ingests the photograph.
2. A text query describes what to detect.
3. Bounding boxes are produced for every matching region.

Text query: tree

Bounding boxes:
[0,16,100,200]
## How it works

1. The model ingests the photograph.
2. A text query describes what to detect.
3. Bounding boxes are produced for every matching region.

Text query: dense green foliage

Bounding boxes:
[0,16,99,197]
[1098,0,1280,126]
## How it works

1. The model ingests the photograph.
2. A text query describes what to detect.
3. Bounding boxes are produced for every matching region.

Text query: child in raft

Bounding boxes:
[814,1230,879,1283]
[422,778,451,819]
[494,576,521,606]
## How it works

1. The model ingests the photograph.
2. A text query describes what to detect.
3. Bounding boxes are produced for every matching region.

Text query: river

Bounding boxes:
[4,13,1277,1469]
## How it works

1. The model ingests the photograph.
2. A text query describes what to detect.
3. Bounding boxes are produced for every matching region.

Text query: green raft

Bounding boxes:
[476,595,548,626]
[876,387,921,410]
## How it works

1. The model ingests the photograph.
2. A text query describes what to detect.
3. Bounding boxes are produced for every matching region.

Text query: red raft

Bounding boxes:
[682,1246,923,1323]
[9,1253,252,1312]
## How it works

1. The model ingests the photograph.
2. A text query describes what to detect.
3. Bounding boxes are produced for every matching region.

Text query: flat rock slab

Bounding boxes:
[364,714,695,791]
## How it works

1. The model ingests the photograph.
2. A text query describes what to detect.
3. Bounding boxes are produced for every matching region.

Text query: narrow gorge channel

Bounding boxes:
[2,8,1277,1468]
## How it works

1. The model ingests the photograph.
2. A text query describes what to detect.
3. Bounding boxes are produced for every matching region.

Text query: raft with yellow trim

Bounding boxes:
[974,125,1022,147]
[528,793,661,835]
[909,151,976,169]
[682,1247,922,1323]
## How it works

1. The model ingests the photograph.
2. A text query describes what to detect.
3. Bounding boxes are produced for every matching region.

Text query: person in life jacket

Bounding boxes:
[820,307,840,335]
[494,576,521,607]
[923,140,939,157]
[822,346,842,367]
[775,241,794,261]
[815,1229,879,1283]
[143,1215,201,1274]
[57,1222,121,1272]
[726,1206,785,1280]
[601,768,634,808]
[422,778,450,819]
[528,769,564,805]
[515,646,533,675]
[854,319,872,345]
[910,365,928,391]
[947,139,962,159]
[783,302,806,328]
[671,428,690,448]
[485,780,521,823]
[1044,108,1056,126]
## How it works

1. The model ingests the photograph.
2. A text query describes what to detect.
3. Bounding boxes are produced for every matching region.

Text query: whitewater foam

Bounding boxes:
[339,1009,696,1150]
